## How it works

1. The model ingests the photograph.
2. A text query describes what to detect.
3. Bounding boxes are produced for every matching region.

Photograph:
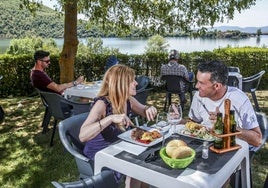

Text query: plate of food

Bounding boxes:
[177,122,215,141]
[118,127,164,147]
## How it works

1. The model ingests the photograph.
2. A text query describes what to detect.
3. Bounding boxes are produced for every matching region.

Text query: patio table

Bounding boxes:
[63,81,101,99]
[94,136,250,188]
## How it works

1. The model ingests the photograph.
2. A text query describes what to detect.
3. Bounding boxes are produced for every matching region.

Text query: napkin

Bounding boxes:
[114,141,148,155]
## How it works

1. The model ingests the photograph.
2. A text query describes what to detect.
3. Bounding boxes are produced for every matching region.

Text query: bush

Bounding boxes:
[0,46,267,97]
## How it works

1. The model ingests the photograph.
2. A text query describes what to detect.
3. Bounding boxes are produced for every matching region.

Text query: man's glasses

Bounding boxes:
[39,59,50,63]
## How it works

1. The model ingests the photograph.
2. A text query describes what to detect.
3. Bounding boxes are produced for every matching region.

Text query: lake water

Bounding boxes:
[1,36,268,54]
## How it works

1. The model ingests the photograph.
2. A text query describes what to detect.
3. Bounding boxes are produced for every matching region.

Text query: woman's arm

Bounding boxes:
[130,96,157,121]
[79,100,132,142]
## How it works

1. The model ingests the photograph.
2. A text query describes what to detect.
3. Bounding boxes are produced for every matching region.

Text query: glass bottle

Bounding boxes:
[202,141,209,159]
[230,110,237,147]
[214,113,224,149]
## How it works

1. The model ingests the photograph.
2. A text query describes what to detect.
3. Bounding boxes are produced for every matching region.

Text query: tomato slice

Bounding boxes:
[137,139,151,144]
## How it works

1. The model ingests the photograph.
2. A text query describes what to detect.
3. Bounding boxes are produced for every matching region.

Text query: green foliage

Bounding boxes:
[145,35,169,54]
[0,46,268,97]
[6,37,60,55]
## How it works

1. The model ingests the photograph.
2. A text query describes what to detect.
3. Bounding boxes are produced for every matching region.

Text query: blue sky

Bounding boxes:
[42,0,268,27]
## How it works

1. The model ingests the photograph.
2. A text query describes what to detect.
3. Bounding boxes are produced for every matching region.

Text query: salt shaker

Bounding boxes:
[202,141,209,159]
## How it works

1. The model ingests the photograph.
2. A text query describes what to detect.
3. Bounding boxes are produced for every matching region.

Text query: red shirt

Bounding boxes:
[30,70,61,94]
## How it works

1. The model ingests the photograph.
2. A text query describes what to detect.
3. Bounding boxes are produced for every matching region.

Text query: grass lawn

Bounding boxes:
[0,90,267,188]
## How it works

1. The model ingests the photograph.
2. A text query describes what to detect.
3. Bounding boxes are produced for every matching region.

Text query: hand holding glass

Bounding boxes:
[167,103,182,135]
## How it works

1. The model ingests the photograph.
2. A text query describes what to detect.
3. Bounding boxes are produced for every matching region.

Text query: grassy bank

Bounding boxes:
[0,91,267,187]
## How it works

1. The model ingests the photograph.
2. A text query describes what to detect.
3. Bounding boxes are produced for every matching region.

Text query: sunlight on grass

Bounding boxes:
[0,91,267,187]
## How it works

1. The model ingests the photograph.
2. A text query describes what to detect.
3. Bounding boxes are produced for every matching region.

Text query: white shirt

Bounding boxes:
[188,86,259,130]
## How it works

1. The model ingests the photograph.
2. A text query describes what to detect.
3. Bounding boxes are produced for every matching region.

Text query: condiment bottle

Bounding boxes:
[202,141,209,159]
[214,113,224,149]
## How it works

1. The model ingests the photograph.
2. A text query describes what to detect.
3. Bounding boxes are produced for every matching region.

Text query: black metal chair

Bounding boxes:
[161,75,194,111]
[37,90,91,146]
[56,112,119,188]
[242,70,265,112]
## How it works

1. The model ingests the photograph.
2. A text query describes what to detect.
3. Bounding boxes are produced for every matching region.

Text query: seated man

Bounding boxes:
[30,50,84,95]
[187,60,262,149]
[160,49,189,105]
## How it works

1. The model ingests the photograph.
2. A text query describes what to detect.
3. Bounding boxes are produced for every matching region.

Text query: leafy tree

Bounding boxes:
[145,35,169,53]
[19,0,257,83]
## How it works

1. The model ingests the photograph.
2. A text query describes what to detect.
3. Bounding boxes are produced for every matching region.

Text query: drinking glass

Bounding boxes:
[167,103,183,137]
[155,112,168,147]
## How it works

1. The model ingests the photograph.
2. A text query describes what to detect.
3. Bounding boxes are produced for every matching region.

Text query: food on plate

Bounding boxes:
[166,139,193,159]
[185,121,204,130]
[131,128,161,144]
[182,121,215,140]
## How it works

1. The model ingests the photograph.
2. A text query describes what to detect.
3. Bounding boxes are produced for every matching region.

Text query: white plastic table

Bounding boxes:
[63,81,101,99]
[94,139,250,188]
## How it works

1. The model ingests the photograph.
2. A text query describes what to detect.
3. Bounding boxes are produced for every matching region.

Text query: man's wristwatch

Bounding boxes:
[73,81,78,86]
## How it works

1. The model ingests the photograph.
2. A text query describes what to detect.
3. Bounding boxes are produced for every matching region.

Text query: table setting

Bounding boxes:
[94,103,251,188]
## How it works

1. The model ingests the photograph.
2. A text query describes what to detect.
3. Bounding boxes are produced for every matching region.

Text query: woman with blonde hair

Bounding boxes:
[79,64,157,188]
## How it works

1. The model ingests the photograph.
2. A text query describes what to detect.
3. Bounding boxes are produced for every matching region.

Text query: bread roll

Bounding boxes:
[169,146,193,159]
[166,139,187,157]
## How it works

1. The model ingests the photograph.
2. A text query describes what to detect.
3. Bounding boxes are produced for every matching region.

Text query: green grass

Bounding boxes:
[0,91,267,188]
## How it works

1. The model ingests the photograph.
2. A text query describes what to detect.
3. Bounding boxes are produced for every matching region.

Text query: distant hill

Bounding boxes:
[0,0,93,39]
[1,0,267,39]
[208,26,268,34]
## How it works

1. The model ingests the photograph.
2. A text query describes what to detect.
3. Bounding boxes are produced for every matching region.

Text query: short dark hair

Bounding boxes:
[197,60,228,85]
[34,50,50,61]
[169,49,180,60]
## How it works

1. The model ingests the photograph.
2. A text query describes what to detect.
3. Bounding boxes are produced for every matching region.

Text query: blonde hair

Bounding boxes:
[98,64,135,114]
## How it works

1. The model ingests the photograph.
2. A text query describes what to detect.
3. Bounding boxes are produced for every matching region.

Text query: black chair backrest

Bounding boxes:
[228,66,240,73]
[136,75,149,92]
[242,70,265,92]
[161,75,189,93]
[39,90,91,120]
[39,91,73,120]
[134,88,153,105]
[227,75,240,88]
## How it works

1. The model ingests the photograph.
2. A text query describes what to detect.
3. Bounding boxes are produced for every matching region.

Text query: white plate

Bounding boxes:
[177,126,215,142]
[118,128,168,147]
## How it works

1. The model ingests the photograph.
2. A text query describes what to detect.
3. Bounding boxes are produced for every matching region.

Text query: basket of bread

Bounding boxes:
[160,139,195,168]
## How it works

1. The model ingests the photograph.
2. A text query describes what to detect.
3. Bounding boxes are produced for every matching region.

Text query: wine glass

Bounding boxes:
[167,103,183,137]
[155,112,168,147]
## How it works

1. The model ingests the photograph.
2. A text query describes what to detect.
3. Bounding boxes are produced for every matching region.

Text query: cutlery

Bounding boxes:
[129,121,148,131]
[144,149,160,163]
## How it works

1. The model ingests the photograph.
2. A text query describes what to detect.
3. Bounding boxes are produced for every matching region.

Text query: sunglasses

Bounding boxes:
[39,59,50,63]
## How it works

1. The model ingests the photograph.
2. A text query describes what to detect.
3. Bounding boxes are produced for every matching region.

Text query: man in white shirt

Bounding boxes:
[188,60,262,149]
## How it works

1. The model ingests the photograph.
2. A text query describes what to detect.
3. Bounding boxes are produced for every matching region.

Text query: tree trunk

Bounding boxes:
[59,1,78,83]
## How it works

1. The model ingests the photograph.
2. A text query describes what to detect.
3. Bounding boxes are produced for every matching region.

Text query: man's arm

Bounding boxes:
[47,81,74,94]
[237,126,262,147]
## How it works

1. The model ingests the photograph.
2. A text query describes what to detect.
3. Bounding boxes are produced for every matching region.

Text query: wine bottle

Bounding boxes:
[214,113,224,149]
[230,110,237,146]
